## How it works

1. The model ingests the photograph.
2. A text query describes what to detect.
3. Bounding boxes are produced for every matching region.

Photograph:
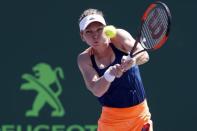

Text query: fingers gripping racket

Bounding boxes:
[126,1,172,59]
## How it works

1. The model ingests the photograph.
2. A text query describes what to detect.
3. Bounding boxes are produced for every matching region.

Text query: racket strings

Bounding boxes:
[141,7,169,49]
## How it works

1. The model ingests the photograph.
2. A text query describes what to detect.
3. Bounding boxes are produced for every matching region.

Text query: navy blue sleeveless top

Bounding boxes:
[90,43,146,108]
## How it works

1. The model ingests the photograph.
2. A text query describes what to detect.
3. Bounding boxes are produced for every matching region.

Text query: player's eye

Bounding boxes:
[85,30,92,34]
[97,27,103,32]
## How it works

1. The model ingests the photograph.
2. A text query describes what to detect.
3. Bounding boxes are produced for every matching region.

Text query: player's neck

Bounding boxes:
[92,44,111,58]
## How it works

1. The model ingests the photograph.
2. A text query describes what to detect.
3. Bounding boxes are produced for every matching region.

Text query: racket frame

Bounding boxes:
[130,1,172,57]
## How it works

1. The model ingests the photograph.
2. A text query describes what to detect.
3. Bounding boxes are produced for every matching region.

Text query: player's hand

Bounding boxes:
[109,64,124,78]
[121,55,136,71]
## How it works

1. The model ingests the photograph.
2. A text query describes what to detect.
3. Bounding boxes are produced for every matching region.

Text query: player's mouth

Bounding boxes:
[92,41,99,45]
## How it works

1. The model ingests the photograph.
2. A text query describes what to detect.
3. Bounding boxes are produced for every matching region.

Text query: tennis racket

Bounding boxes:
[125,1,172,59]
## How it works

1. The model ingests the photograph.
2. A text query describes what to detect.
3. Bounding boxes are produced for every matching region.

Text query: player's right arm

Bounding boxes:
[77,51,123,97]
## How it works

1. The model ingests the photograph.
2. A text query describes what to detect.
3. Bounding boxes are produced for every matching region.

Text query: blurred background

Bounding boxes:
[0,0,196,130]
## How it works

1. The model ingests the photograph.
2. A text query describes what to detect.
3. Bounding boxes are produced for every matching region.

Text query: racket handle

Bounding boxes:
[122,54,136,67]
[122,54,132,61]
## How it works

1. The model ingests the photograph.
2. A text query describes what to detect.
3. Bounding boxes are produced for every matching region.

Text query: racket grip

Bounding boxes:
[122,55,132,61]
[122,54,136,68]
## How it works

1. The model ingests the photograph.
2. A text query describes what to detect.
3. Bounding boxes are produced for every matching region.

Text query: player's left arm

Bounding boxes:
[110,28,149,66]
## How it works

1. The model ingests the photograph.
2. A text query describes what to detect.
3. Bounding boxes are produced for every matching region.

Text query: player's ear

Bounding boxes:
[80,31,85,42]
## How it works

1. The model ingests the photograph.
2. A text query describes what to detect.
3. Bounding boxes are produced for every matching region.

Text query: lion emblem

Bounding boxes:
[20,63,65,117]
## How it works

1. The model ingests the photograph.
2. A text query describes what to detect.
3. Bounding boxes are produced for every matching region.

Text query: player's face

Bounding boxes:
[81,22,108,47]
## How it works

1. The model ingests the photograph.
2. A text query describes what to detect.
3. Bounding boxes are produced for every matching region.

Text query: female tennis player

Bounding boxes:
[77,8,153,131]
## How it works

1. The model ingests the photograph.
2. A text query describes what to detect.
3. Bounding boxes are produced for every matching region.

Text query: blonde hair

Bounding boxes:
[79,8,104,23]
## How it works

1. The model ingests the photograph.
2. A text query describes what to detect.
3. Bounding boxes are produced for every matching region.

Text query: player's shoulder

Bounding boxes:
[77,47,92,66]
